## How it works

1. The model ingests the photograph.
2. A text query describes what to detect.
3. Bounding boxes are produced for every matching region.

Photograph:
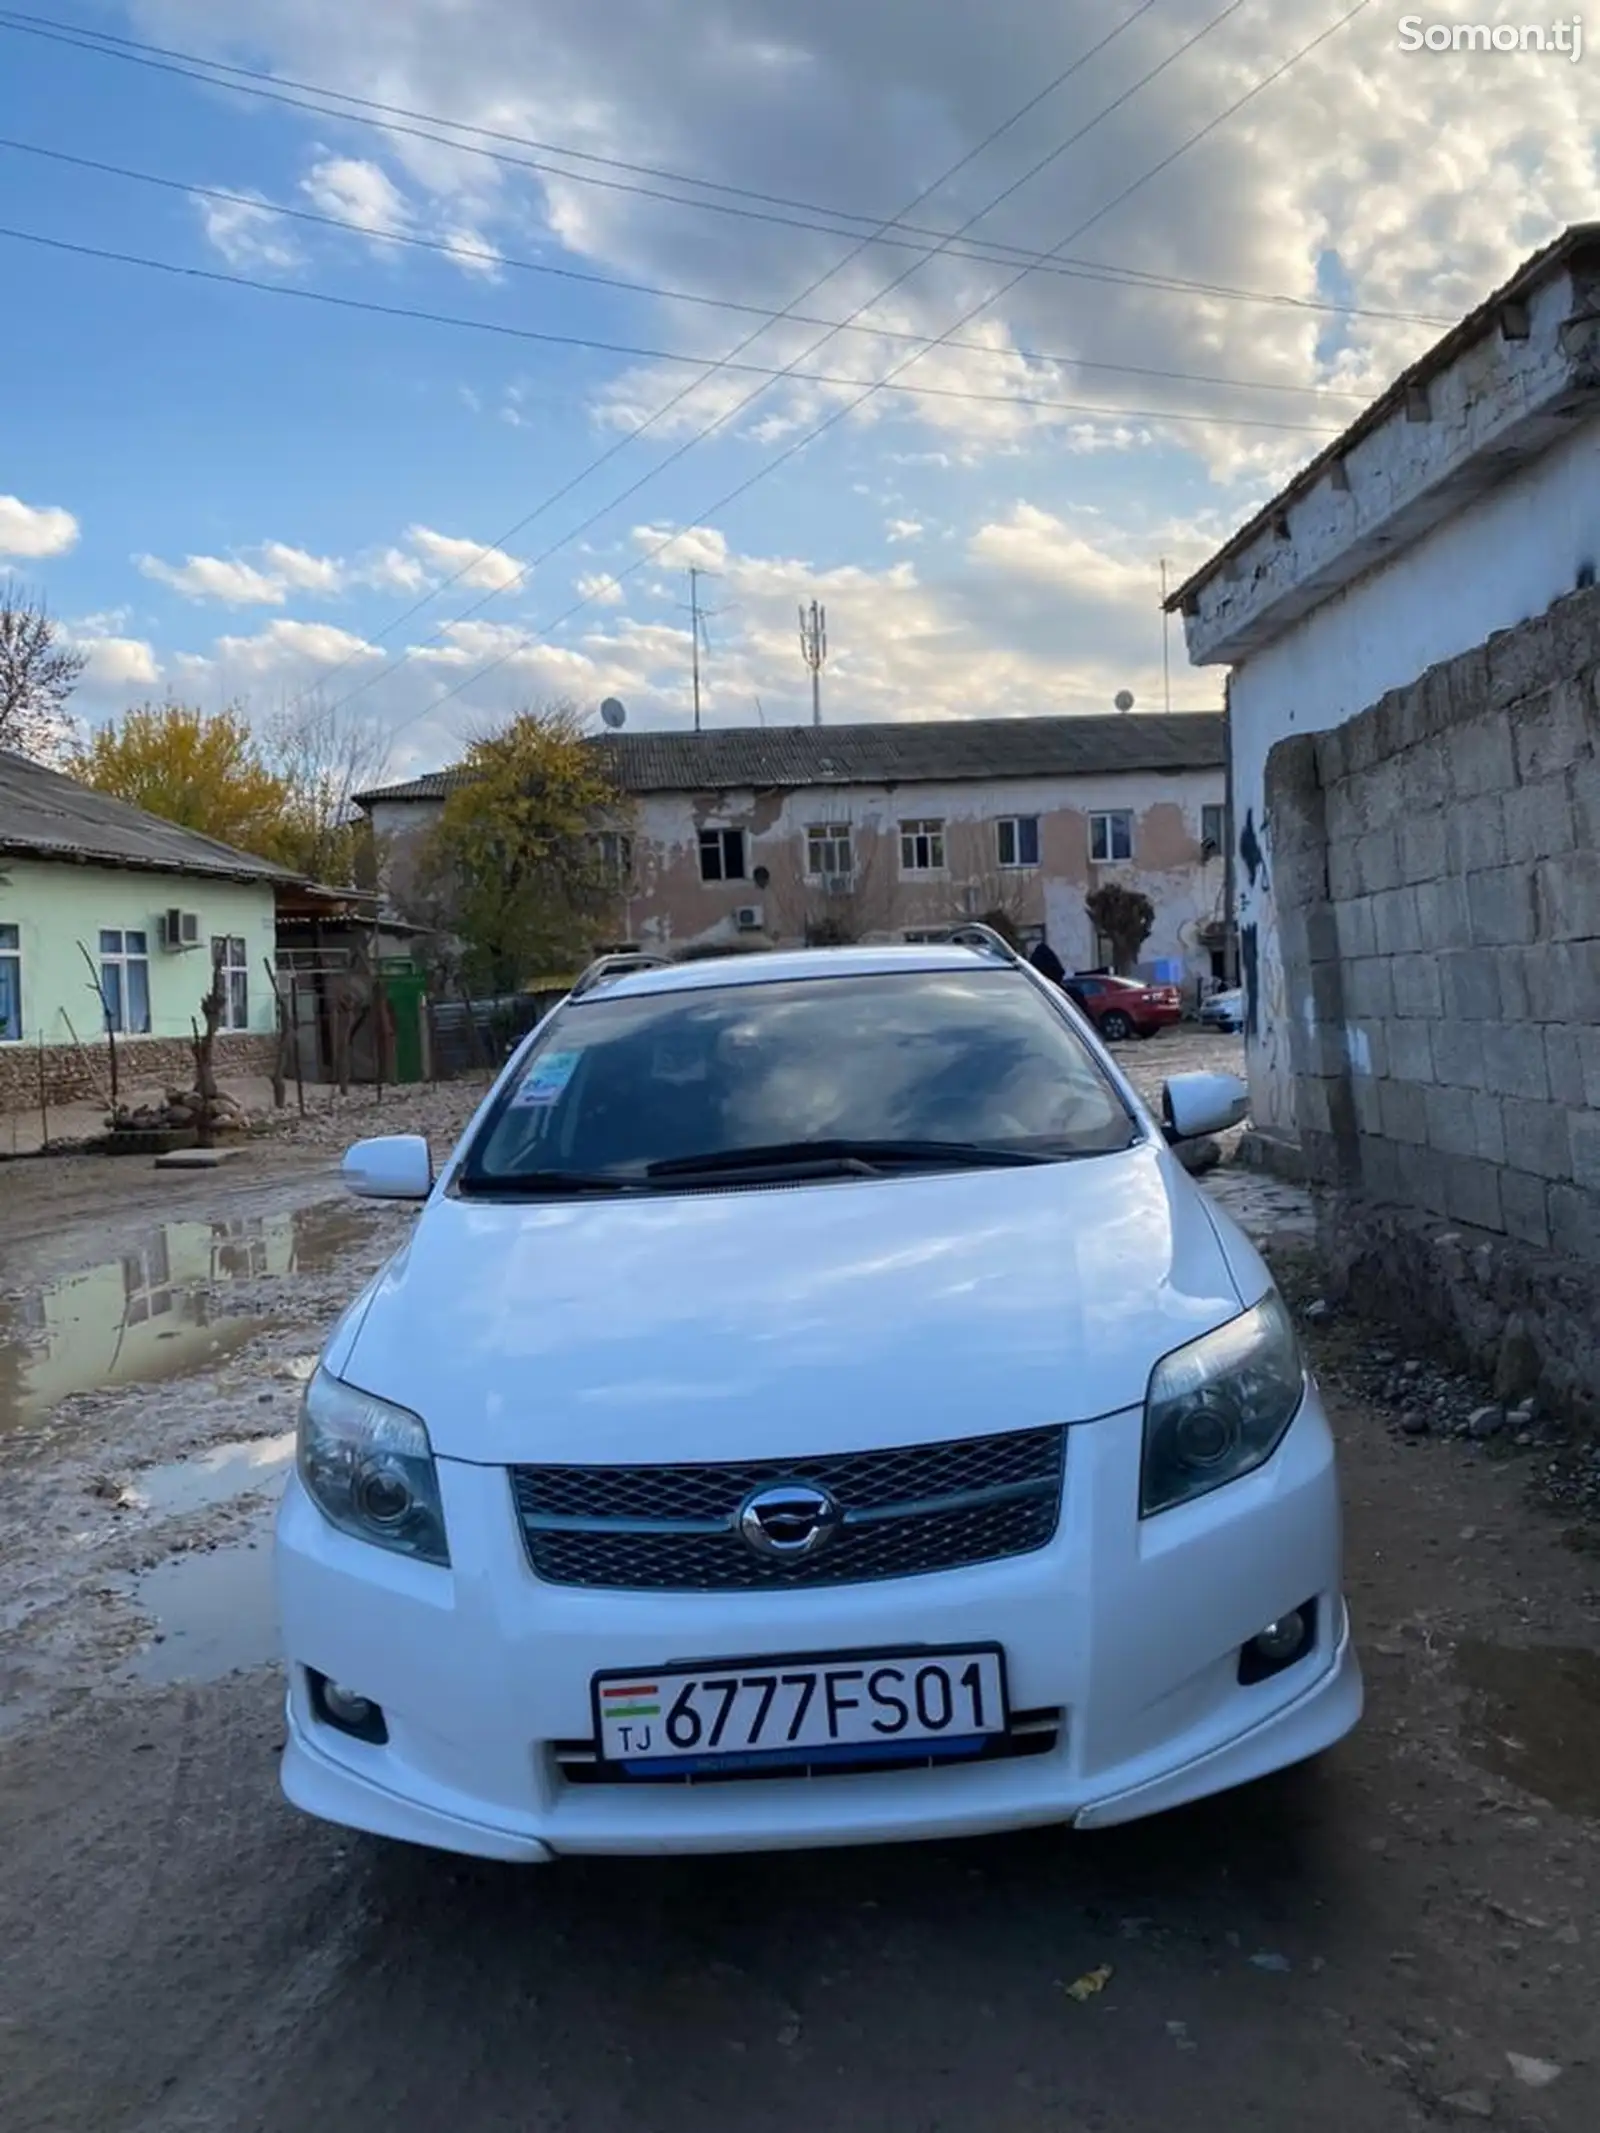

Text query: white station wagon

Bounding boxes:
[276,934,1360,1862]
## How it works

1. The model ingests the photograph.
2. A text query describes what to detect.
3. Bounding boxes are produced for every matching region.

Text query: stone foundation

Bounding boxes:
[0,1034,280,1117]
[1316,1189,1600,1431]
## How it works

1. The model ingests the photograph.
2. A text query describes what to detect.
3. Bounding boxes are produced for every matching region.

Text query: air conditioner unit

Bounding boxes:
[822,873,853,896]
[734,904,764,931]
[160,909,201,950]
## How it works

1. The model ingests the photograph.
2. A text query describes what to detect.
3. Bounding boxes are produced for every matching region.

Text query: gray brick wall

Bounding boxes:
[1265,580,1600,1264]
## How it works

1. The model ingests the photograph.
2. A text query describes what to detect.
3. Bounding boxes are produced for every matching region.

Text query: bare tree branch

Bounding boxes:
[0,578,86,761]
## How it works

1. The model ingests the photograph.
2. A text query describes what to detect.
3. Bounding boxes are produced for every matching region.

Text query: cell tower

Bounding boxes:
[799,599,827,727]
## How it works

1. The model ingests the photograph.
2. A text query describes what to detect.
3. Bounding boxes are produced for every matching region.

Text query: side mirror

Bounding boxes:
[1161,1072,1249,1143]
[342,1135,432,1201]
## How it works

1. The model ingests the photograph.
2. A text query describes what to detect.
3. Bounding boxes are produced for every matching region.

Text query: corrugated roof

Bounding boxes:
[0,748,299,883]
[357,712,1224,806]
[1167,221,1600,614]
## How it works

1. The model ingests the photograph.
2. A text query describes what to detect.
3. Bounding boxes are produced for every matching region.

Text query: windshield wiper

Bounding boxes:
[457,1168,646,1197]
[647,1138,1051,1181]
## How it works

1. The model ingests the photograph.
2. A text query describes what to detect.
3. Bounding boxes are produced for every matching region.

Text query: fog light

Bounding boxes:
[1253,1616,1309,1664]
[311,1671,389,1743]
[1238,1602,1316,1685]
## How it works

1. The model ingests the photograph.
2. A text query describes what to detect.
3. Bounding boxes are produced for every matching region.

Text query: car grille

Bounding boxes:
[509,1425,1066,1591]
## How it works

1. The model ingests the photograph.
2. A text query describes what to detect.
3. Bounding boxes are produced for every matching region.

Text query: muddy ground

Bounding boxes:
[1,1035,1596,2132]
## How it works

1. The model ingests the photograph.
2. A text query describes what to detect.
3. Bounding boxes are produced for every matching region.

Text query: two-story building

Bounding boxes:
[359,711,1228,983]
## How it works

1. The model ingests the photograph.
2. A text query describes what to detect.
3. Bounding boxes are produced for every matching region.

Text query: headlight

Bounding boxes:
[297,1367,451,1565]
[1140,1292,1305,1517]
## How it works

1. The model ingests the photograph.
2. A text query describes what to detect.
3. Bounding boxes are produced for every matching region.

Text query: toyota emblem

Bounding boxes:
[738,1482,841,1560]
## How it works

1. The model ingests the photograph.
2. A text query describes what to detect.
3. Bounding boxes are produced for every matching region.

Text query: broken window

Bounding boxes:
[698,828,747,882]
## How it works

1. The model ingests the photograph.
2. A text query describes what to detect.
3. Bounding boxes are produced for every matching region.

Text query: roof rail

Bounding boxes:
[568,949,671,999]
[936,922,1028,968]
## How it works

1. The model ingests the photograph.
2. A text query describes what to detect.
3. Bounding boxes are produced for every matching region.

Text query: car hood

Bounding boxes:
[339,1146,1249,1464]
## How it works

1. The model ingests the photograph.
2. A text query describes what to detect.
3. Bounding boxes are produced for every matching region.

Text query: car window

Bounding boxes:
[463,969,1137,1184]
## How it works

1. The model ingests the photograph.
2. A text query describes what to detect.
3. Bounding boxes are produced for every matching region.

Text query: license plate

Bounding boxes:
[592,1645,1009,1772]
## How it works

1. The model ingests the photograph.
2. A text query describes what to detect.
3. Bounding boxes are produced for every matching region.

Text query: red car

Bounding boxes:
[1062,972,1182,1041]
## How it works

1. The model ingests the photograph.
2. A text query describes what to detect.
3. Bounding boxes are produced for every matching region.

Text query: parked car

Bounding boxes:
[277,938,1360,1864]
[1200,986,1245,1034]
[1062,971,1183,1041]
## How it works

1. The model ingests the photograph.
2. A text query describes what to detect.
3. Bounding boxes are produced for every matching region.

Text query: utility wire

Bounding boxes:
[0,6,1454,331]
[0,214,1347,435]
[371,0,1376,744]
[21,2,1171,707]
[0,133,1376,407]
[310,0,1261,718]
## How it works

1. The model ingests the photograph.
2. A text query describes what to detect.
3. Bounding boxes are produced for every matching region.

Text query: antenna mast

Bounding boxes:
[681,566,721,733]
[799,599,827,727]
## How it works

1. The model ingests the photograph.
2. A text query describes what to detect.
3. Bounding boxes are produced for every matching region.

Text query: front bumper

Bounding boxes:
[276,1388,1361,1863]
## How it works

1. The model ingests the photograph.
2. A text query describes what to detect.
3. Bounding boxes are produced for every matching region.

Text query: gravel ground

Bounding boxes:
[3,1028,1598,2132]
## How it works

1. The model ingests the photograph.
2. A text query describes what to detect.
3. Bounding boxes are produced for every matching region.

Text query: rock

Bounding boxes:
[1304,1299,1332,1322]
[1509,1397,1538,1425]
[1400,1409,1430,1436]
[1401,1359,1424,1379]
[1439,2092,1492,2118]
[1493,1316,1541,1404]
[1468,1405,1505,1439]
[1505,2054,1562,2089]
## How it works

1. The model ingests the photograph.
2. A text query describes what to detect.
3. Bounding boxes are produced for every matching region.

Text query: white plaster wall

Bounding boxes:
[1227,410,1600,1139]
[629,768,1226,976]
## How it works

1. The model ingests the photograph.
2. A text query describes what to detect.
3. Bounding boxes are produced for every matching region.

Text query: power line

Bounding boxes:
[0,134,1377,408]
[377,0,1377,743]
[0,7,1455,332]
[309,0,1260,719]
[0,221,1350,438]
[58,1,1168,711]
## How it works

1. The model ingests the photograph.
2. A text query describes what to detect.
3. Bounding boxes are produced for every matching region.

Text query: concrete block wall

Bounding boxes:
[1265,580,1600,1263]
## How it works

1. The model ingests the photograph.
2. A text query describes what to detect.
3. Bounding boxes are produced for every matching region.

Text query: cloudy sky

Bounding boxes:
[1,0,1596,775]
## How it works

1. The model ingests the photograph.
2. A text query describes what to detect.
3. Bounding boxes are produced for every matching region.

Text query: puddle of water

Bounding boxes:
[1455,1639,1600,1820]
[120,1534,280,1685]
[0,1202,368,1435]
[130,1430,296,1517]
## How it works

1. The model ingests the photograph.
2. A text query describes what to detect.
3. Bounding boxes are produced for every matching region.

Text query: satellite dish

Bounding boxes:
[1114,689,1135,712]
[600,697,627,729]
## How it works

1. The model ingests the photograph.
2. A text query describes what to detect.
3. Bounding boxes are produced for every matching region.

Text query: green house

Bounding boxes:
[0,747,295,1117]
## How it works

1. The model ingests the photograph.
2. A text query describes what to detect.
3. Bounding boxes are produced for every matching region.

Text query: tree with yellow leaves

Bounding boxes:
[417,703,628,991]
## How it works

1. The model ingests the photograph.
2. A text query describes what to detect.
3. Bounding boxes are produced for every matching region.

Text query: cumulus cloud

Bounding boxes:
[885,518,923,543]
[405,525,526,591]
[0,495,79,558]
[193,192,302,272]
[70,633,163,692]
[575,571,625,605]
[137,553,288,605]
[259,541,345,593]
[301,155,411,237]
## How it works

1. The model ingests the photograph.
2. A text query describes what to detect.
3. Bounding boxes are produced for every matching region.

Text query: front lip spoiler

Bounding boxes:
[1071,1607,1361,1830]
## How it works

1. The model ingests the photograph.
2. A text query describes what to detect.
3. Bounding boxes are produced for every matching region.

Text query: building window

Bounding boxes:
[1088,810,1133,864]
[212,936,249,1031]
[1201,803,1226,855]
[99,929,152,1034]
[899,819,946,873]
[698,827,747,882]
[805,823,854,883]
[996,816,1040,868]
[591,830,634,883]
[0,923,19,1042]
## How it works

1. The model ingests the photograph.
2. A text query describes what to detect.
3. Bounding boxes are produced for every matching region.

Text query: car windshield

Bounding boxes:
[461,967,1138,1190]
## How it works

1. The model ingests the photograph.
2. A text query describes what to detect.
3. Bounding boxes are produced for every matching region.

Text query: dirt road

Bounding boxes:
[1,1044,1596,2132]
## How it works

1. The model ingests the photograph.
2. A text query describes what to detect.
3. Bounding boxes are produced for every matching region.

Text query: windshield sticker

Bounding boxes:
[512,1050,582,1106]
